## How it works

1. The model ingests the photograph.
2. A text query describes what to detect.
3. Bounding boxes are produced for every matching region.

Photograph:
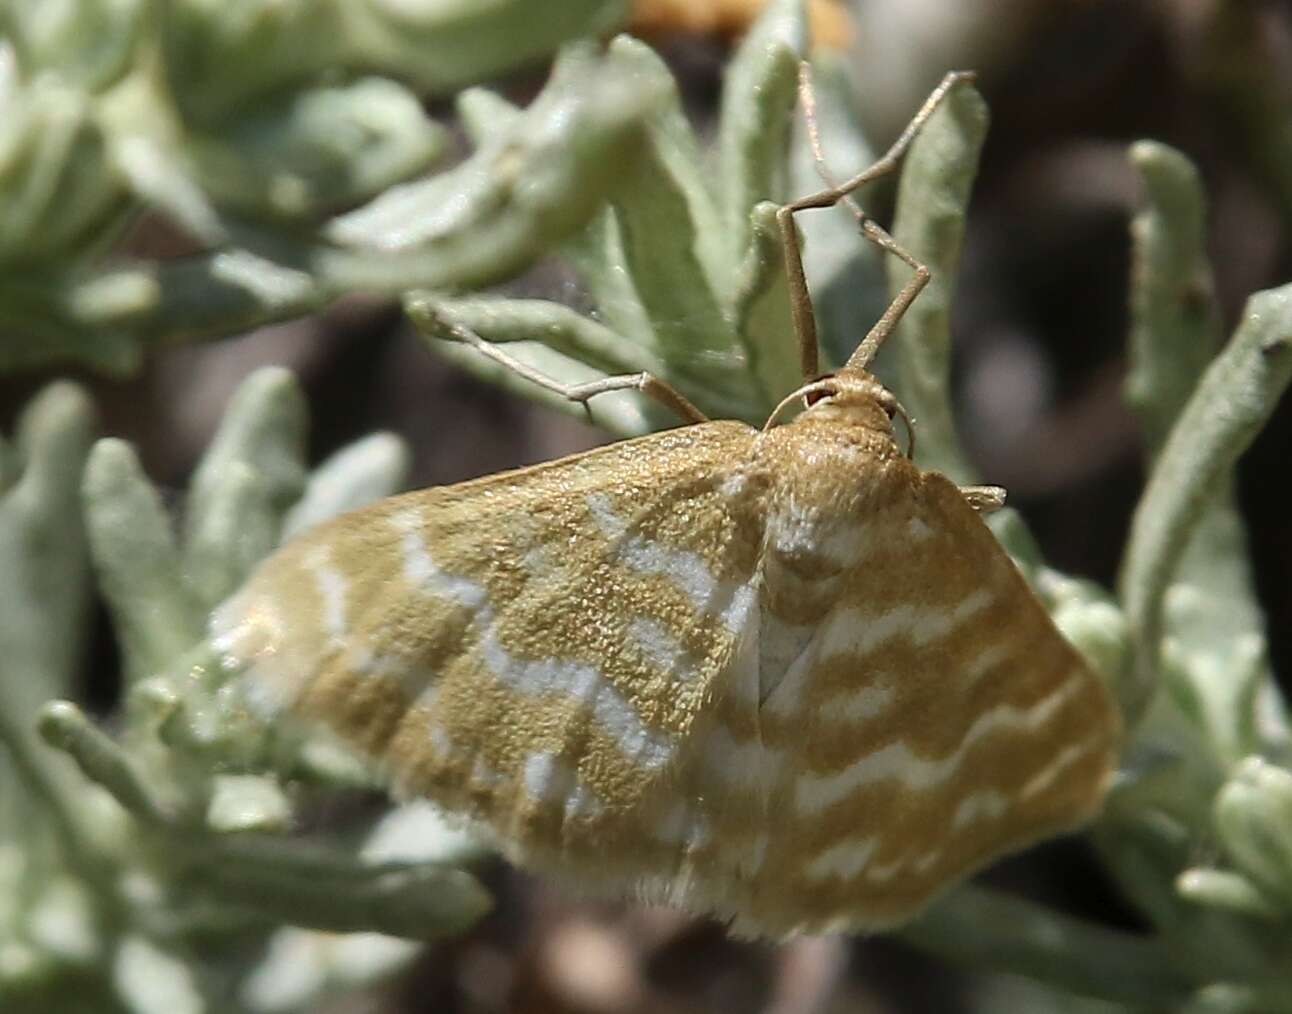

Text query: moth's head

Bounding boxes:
[764,367,914,458]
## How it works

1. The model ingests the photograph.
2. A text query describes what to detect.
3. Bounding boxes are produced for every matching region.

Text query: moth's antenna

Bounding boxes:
[777,65,975,379]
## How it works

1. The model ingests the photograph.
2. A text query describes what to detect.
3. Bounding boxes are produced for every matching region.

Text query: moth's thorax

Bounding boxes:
[748,381,912,626]
[756,380,907,521]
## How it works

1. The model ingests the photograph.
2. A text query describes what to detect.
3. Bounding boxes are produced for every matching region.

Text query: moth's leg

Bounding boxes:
[960,484,1007,513]
[430,311,709,425]
[778,64,974,380]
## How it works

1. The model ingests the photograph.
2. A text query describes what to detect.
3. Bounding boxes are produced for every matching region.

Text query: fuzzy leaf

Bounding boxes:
[888,78,988,484]
[182,368,308,607]
[1125,142,1221,456]
[1,0,143,92]
[1119,283,1292,727]
[717,0,806,272]
[189,77,448,221]
[0,74,129,267]
[194,840,492,940]
[83,439,206,685]
[281,432,410,539]
[1125,142,1279,762]
[0,383,96,709]
[1213,758,1292,909]
[606,36,727,306]
[162,0,630,124]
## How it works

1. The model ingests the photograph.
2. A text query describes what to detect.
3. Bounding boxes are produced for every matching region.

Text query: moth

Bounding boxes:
[212,66,1121,937]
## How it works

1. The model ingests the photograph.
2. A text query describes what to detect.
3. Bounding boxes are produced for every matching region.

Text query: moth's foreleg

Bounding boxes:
[425,308,708,426]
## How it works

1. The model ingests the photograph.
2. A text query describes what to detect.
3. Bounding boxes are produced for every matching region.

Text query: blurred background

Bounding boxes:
[3,0,1291,1010]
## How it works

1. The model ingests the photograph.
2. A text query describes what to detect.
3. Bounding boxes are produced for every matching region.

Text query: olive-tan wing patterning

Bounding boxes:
[210,420,765,861]
[732,424,1121,934]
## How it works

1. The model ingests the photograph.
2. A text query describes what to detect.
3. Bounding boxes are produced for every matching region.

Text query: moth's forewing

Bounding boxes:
[212,420,764,853]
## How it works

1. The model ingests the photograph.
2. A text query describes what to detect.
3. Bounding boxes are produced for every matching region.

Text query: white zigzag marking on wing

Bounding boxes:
[479,622,674,769]
[964,642,1010,687]
[721,585,758,641]
[393,510,487,609]
[585,492,755,635]
[627,616,691,681]
[795,674,1086,814]
[210,594,300,716]
[304,547,349,639]
[827,681,896,722]
[523,752,604,821]
[766,497,872,567]
[802,838,879,881]
[210,592,270,663]
[1020,732,1104,801]
[864,854,903,883]
[952,788,1011,829]
[821,587,995,658]
[429,724,452,757]
[470,754,504,787]
[860,847,943,884]
[346,644,416,681]
[395,511,676,770]
[413,681,438,709]
[907,516,935,541]
[718,472,749,498]
[343,643,440,702]
[743,832,770,876]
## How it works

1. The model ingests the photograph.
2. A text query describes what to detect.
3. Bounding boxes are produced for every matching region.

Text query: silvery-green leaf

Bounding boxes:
[183,368,307,607]
[0,74,129,267]
[189,78,447,221]
[361,801,485,868]
[0,383,96,709]
[716,0,806,272]
[113,937,202,1014]
[205,774,292,834]
[888,78,988,484]
[1119,283,1292,726]
[163,0,630,125]
[1213,758,1292,908]
[281,432,410,539]
[240,928,419,1014]
[1,0,143,92]
[83,439,205,685]
[1124,142,1280,762]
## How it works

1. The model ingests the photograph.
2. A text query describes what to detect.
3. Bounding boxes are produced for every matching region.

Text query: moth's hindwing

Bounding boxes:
[211,421,764,859]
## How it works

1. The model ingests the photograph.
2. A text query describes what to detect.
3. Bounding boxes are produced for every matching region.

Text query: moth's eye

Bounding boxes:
[866,386,899,419]
[805,374,837,407]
